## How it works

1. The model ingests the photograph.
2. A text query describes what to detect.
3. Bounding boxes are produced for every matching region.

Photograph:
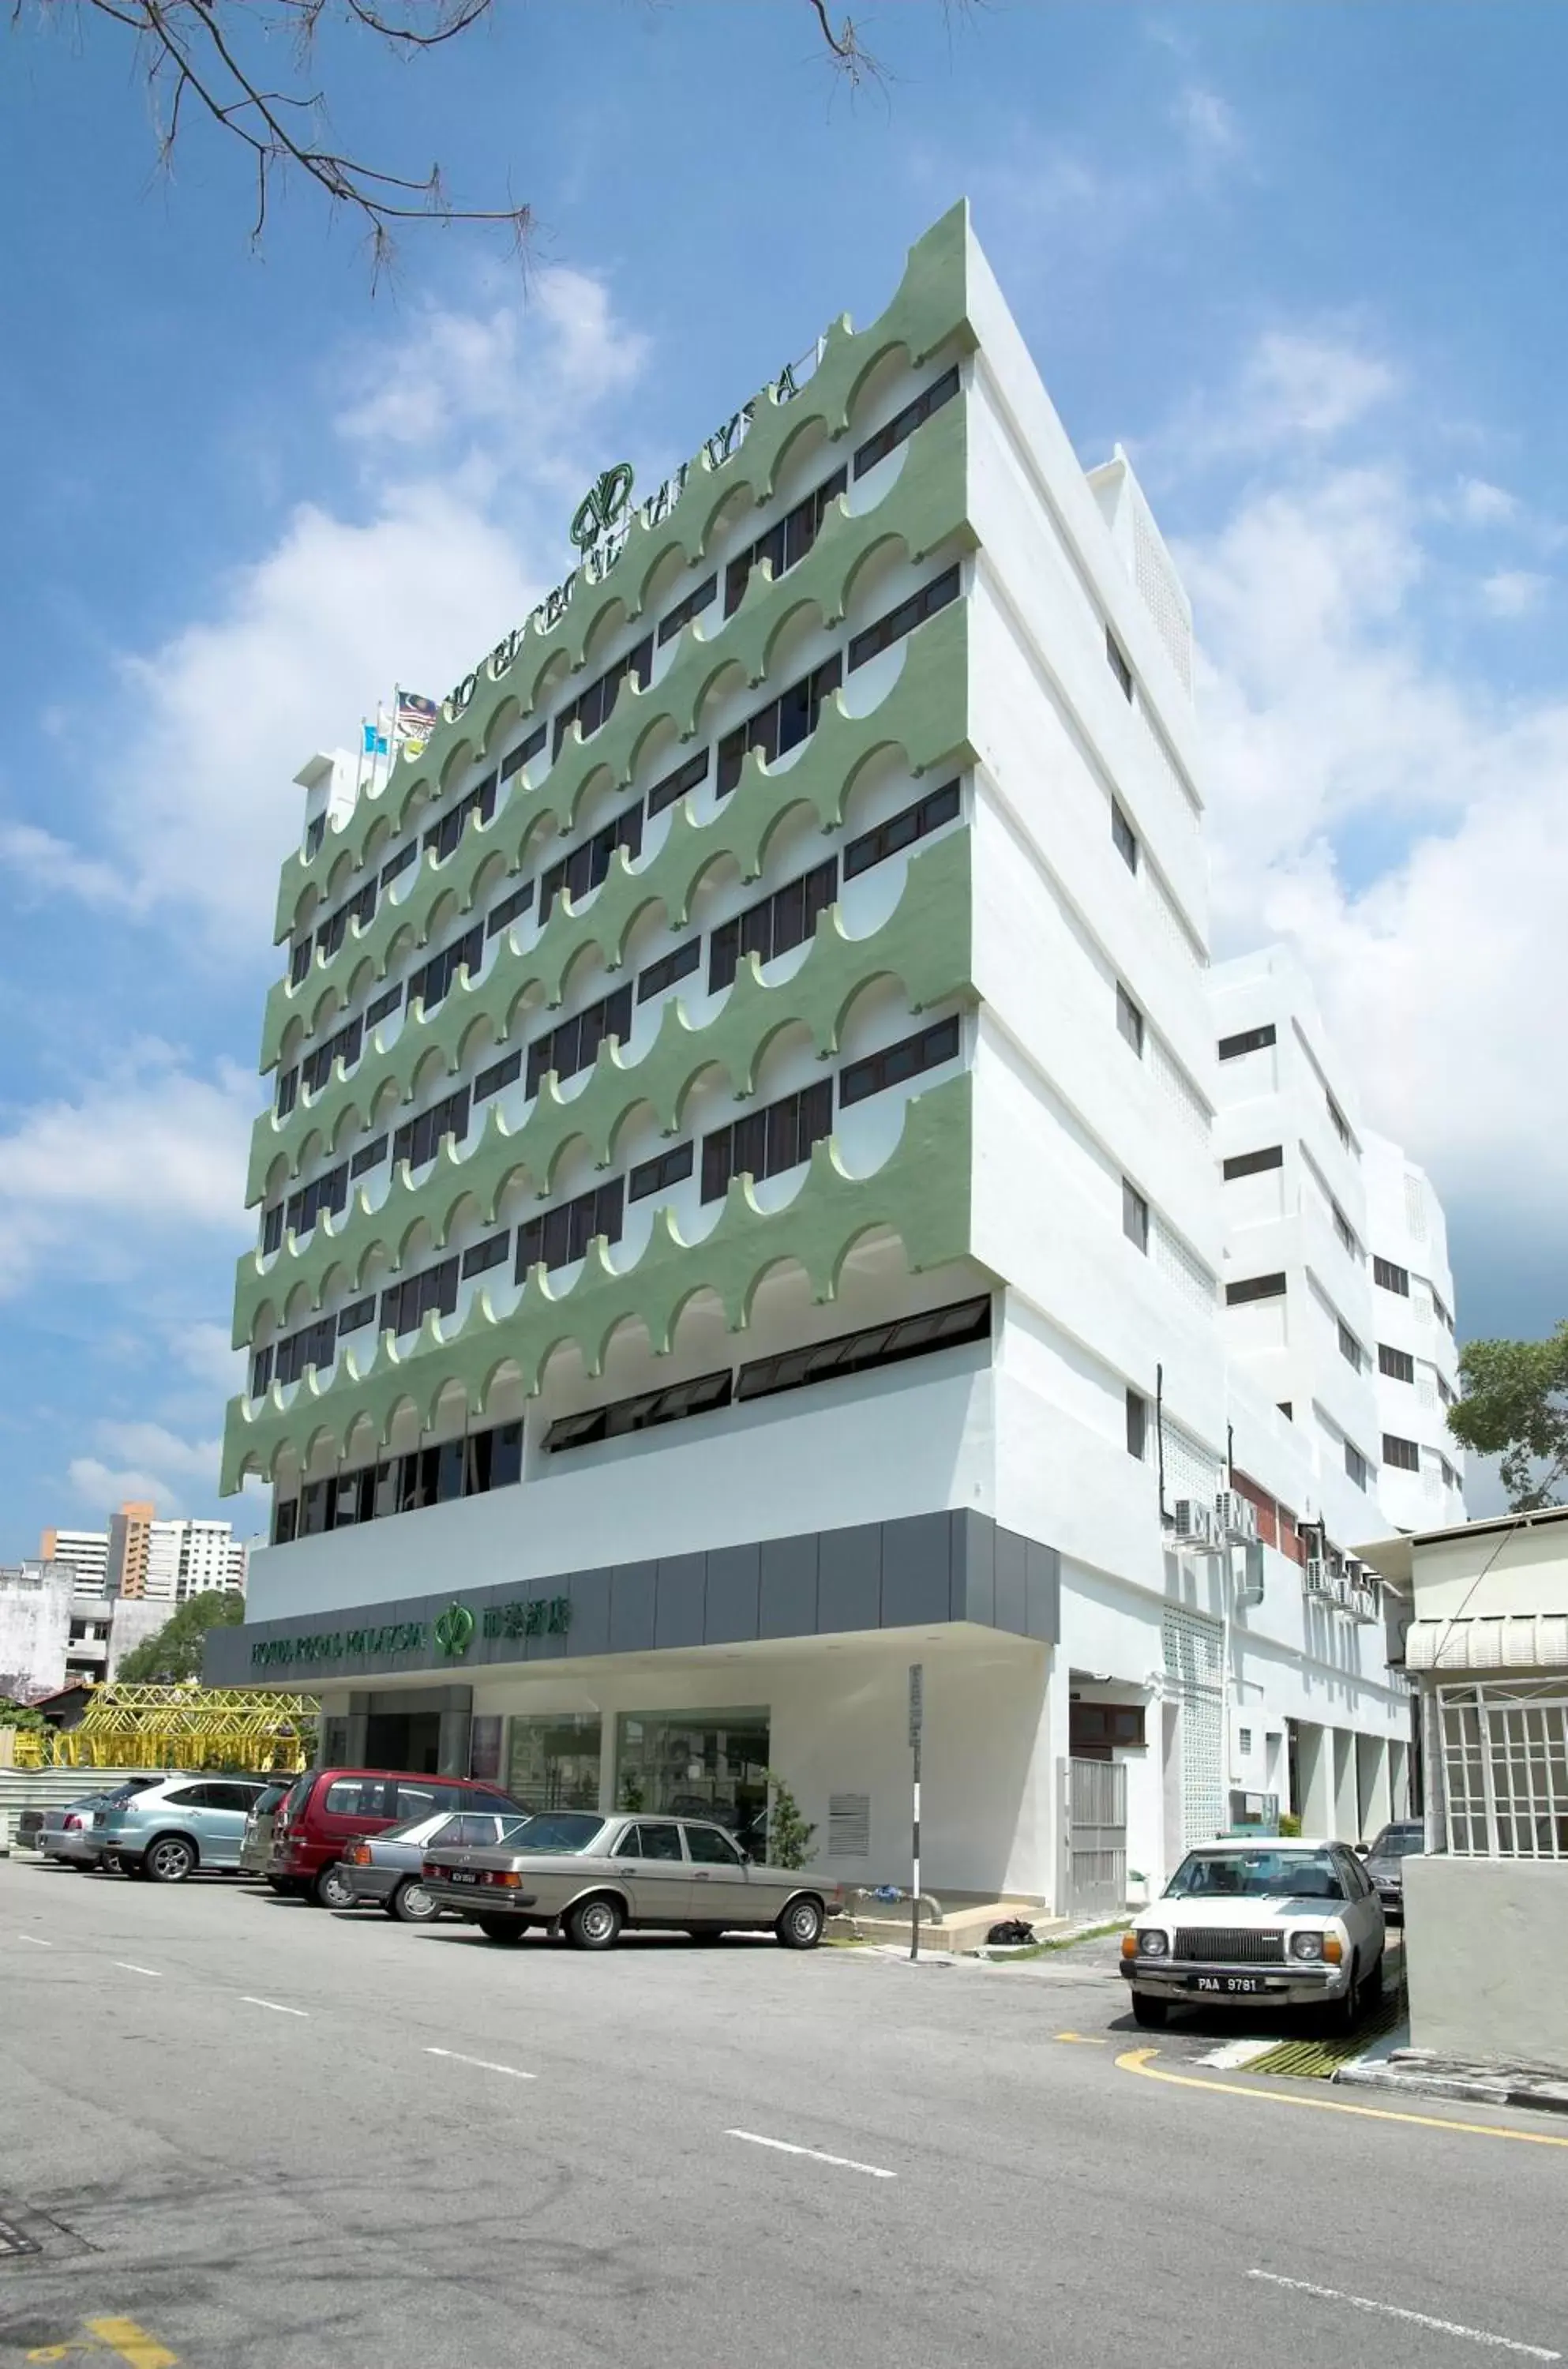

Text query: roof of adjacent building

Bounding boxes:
[1356,1503,1568,1587]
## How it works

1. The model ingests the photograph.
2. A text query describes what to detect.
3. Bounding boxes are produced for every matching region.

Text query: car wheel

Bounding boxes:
[311,1863,355,1910]
[390,1879,440,1925]
[1131,1993,1168,2029]
[565,1894,624,1951]
[775,1896,824,1951]
[1326,1955,1362,2033]
[478,1915,528,1943]
[144,1835,197,1885]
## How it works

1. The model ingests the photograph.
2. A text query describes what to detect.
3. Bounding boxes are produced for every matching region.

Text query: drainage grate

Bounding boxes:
[0,2217,42,2259]
[1244,1995,1405,2082]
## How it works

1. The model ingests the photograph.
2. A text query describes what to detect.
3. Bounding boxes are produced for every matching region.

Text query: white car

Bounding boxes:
[1120,1838,1385,2031]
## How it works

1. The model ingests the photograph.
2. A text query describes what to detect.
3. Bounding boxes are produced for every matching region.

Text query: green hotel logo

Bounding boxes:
[433,1601,476,1659]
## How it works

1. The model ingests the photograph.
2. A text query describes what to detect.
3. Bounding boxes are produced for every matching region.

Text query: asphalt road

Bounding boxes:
[2,1860,1565,2369]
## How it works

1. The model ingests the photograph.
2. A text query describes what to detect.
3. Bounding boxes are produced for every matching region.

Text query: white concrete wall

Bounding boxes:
[0,1568,72,1695]
[1405,1855,1568,2071]
[1364,1129,1465,1527]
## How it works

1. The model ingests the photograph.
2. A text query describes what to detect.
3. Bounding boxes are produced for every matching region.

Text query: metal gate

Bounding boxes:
[1063,1756,1127,1917]
[1162,1605,1226,1847]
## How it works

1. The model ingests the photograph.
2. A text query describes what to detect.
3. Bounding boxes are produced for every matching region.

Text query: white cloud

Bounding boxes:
[1173,83,1240,166]
[1479,567,1549,618]
[1169,331,1397,475]
[9,266,651,956]
[0,1048,255,1297]
[1455,475,1521,528]
[68,1423,224,1520]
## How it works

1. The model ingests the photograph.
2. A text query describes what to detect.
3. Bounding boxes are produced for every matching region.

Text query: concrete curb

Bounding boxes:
[1337,2049,1568,2118]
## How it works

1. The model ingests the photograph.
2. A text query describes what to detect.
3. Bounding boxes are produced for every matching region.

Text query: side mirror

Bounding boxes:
[1353,1842,1370,1856]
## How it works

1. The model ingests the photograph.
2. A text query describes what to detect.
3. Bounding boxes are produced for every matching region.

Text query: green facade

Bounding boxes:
[223,203,986,1496]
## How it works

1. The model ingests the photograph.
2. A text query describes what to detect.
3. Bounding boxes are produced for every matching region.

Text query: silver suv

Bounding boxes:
[99,1775,271,1883]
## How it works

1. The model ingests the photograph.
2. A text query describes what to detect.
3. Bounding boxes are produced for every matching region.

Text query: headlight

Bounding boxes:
[1289,1931,1324,1962]
[1136,1928,1169,1958]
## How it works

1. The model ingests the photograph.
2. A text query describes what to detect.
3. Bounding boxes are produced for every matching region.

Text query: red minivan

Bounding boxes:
[267,1768,519,1908]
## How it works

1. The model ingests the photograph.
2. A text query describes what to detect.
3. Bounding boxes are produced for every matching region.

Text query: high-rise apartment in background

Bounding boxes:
[36,1507,248,1608]
[105,1500,156,1597]
[212,205,1458,1907]
[144,1519,250,1602]
[37,1523,115,1599]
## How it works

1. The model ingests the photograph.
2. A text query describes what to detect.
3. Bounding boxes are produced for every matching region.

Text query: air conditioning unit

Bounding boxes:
[1213,1490,1259,1546]
[1304,1557,1331,1597]
[1331,1573,1352,1609]
[1173,1499,1215,1545]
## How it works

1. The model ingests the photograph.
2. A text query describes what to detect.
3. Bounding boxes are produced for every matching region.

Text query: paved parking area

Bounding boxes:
[0,1862,1558,2369]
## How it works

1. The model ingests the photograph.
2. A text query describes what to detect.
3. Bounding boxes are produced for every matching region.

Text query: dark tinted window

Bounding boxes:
[627,1822,684,1862]
[685,1824,746,1867]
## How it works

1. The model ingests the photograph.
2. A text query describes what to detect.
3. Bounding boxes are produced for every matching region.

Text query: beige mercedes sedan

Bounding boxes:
[422,1809,842,1951]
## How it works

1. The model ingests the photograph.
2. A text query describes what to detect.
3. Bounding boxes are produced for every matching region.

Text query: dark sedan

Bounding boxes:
[1362,1820,1423,1920]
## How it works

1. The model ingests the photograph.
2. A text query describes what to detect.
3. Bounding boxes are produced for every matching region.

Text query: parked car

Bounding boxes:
[267,1768,520,1909]
[422,1810,842,1951]
[238,1779,294,1879]
[37,1778,167,1869]
[1120,1838,1386,2031]
[97,1775,272,1883]
[340,1801,527,1923]
[1360,1820,1424,1922]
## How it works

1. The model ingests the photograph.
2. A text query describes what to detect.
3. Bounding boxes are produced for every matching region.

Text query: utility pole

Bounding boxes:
[908,1661,924,1962]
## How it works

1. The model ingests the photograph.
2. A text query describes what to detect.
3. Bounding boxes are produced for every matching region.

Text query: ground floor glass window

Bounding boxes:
[505,1713,602,1811]
[615,1707,771,1854]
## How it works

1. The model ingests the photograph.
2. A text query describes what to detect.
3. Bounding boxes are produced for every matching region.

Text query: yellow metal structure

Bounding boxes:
[17,1683,317,1773]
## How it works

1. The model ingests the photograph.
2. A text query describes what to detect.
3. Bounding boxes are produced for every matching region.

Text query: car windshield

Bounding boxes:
[254,1784,290,1814]
[1165,1849,1347,1902]
[494,1812,604,1854]
[1371,1826,1423,1858]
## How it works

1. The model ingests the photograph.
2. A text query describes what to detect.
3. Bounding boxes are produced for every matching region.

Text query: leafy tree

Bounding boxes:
[1448,1323,1568,1511]
[17,2,912,276]
[763,1771,816,1870]
[114,1590,245,1684]
[0,1703,48,1733]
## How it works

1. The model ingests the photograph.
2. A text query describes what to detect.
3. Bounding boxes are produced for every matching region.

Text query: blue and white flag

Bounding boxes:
[362,721,388,757]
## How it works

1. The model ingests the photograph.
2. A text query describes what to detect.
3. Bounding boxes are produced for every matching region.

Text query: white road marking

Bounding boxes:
[425,2047,536,2081]
[726,2130,896,2179]
[1248,2270,1561,2359]
[114,1962,163,1978]
[240,1995,309,2017]
[17,1935,51,1947]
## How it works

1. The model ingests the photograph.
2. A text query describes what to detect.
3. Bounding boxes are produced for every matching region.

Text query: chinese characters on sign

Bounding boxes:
[482,1594,572,1642]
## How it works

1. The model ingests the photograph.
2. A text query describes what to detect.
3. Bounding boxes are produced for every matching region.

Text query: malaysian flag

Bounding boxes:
[394,690,439,748]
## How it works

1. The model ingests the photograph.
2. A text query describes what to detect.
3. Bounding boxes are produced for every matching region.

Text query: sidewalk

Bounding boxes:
[1337,2046,1568,2116]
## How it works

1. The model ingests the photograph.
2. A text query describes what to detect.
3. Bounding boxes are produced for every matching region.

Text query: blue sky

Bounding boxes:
[2,0,1563,1555]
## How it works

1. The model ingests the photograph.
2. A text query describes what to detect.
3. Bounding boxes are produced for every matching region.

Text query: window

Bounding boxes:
[1217,1023,1276,1061]
[546,1369,733,1454]
[737,1294,991,1404]
[1277,1402,1292,1421]
[725,471,846,617]
[499,723,546,783]
[380,1255,459,1338]
[261,1205,283,1256]
[1326,1093,1351,1149]
[657,573,718,645]
[301,1014,363,1098]
[289,937,312,986]
[1434,1290,1454,1334]
[1069,1703,1147,1757]
[553,636,652,757]
[1105,628,1134,701]
[366,983,403,1028]
[473,1049,522,1104]
[1374,1256,1410,1296]
[526,982,633,1097]
[701,1079,833,1203]
[647,748,711,819]
[336,1296,375,1336]
[636,937,701,1004]
[1223,1146,1283,1181]
[1441,1455,1460,1490]
[1116,983,1145,1056]
[717,655,842,797]
[1237,1728,1253,1757]
[251,1346,273,1397]
[380,839,417,889]
[1438,1372,1456,1407]
[847,565,961,673]
[1332,1201,1357,1256]
[410,922,483,1014]
[486,880,535,940]
[284,1163,348,1241]
[540,800,643,920]
[1379,1344,1416,1383]
[515,1179,625,1278]
[1337,1321,1365,1372]
[1121,1178,1150,1252]
[1345,1440,1371,1491]
[625,1820,684,1861]
[685,1824,745,1868]
[276,1067,298,1118]
[1226,1273,1287,1306]
[392,1087,470,1172]
[304,813,325,859]
[274,1313,339,1386]
[1126,1387,1148,1460]
[709,858,838,992]
[839,1016,960,1109]
[1111,798,1138,873]
[1383,1433,1420,1473]
[350,1134,388,1178]
[460,1230,510,1281]
[851,365,960,478]
[317,877,377,959]
[843,780,960,880]
[628,1142,694,1203]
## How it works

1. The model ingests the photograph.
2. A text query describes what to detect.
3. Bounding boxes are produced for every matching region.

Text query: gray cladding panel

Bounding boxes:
[1026,1541,1060,1643]
[759,1533,818,1639]
[655,1554,707,1650]
[816,1524,881,1635]
[703,1544,760,1644]
[610,1561,658,1653]
[993,1528,1027,1639]
[880,1515,950,1630]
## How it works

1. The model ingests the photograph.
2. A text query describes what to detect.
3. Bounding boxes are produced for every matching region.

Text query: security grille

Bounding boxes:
[1172,1928,1285,1965]
[1163,1605,1225,1848]
[1436,1681,1568,1859]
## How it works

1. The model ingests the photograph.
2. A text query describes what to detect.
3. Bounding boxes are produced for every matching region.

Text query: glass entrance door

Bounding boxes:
[616,1707,771,1855]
